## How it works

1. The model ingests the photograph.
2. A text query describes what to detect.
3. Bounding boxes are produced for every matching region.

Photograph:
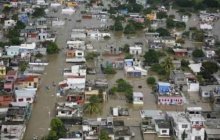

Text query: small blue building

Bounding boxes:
[157,82,171,94]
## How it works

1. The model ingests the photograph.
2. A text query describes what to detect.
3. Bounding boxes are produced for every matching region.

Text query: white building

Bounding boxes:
[133,92,144,105]
[167,107,205,140]
[200,23,213,30]
[4,19,17,29]
[5,46,20,57]
[63,65,86,77]
[62,8,76,15]
[185,73,200,92]
[67,40,85,50]
[129,46,142,55]
[14,89,36,104]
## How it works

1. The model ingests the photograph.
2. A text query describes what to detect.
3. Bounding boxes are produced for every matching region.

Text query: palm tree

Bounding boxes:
[84,95,101,115]
[161,57,174,76]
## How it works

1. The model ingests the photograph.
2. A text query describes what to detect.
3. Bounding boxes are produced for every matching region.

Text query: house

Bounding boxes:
[167,107,206,140]
[10,0,18,7]
[129,45,142,55]
[66,40,85,50]
[203,114,220,140]
[6,70,18,82]
[185,73,200,92]
[59,77,86,91]
[172,60,181,69]
[155,119,170,137]
[182,15,189,22]
[156,82,184,105]
[124,59,147,77]
[133,92,144,105]
[170,70,186,86]
[202,48,215,58]
[63,65,86,77]
[146,12,157,21]
[5,46,20,57]
[1,103,30,140]
[204,37,215,46]
[71,32,86,40]
[62,8,76,15]
[14,75,39,89]
[66,1,78,7]
[0,92,13,107]
[82,118,133,140]
[66,50,86,63]
[173,48,188,57]
[104,44,122,55]
[136,0,147,6]
[161,37,176,46]
[188,63,202,74]
[200,23,213,30]
[87,30,111,39]
[66,89,84,104]
[84,87,107,103]
[4,19,17,29]
[140,110,171,137]
[200,85,219,102]
[19,42,36,53]
[14,89,36,104]
[56,102,82,118]
[0,62,6,77]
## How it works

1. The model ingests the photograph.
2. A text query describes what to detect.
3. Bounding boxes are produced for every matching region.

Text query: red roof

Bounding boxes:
[15,76,38,83]
[7,70,17,76]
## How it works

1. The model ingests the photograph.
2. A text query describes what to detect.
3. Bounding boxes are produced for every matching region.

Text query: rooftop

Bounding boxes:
[155,119,170,129]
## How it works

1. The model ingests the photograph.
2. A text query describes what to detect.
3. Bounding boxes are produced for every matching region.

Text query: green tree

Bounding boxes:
[19,61,28,72]
[46,130,58,140]
[157,11,167,19]
[32,7,46,18]
[147,77,156,85]
[166,18,175,29]
[156,28,170,37]
[84,95,101,115]
[114,19,124,31]
[122,44,130,53]
[15,20,26,30]
[192,30,204,42]
[192,49,204,58]
[181,59,189,68]
[99,130,111,140]
[103,65,116,74]
[161,57,174,76]
[9,37,22,45]
[46,42,59,54]
[124,23,136,34]
[50,118,66,138]
[144,49,159,65]
[202,61,219,74]
[181,129,187,140]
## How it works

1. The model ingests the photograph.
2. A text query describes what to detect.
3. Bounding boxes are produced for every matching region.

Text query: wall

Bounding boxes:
[188,83,199,92]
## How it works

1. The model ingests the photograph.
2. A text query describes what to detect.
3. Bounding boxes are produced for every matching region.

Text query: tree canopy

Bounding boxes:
[144,49,159,65]
[192,49,205,58]
[32,7,46,18]
[202,61,219,74]
[156,28,170,37]
[45,42,60,54]
[124,23,136,34]
[46,118,66,140]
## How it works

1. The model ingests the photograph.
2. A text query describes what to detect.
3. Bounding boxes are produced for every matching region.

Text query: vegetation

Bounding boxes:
[144,49,159,65]
[147,77,156,85]
[84,95,102,115]
[150,64,166,75]
[202,61,219,74]
[102,65,116,74]
[99,130,111,140]
[192,30,204,42]
[32,7,46,18]
[122,44,130,53]
[113,18,124,31]
[166,18,186,29]
[124,23,136,34]
[46,118,66,140]
[157,11,168,19]
[161,57,174,76]
[156,28,170,37]
[113,79,133,103]
[192,49,205,58]
[46,42,60,54]
[181,59,190,68]
[104,36,111,40]
[19,61,28,72]
[85,52,99,61]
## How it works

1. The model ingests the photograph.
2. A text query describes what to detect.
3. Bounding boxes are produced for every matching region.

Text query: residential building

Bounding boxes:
[4,19,17,29]
[66,50,86,63]
[5,46,20,57]
[156,82,184,105]
[14,89,36,104]
[124,59,147,77]
[129,45,142,55]
[56,102,82,118]
[14,75,39,89]
[63,65,86,77]
[168,107,206,140]
[173,48,188,57]
[0,92,13,107]
[133,92,144,105]
[0,62,6,77]
[185,73,200,92]
[170,70,186,86]
[155,119,170,137]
